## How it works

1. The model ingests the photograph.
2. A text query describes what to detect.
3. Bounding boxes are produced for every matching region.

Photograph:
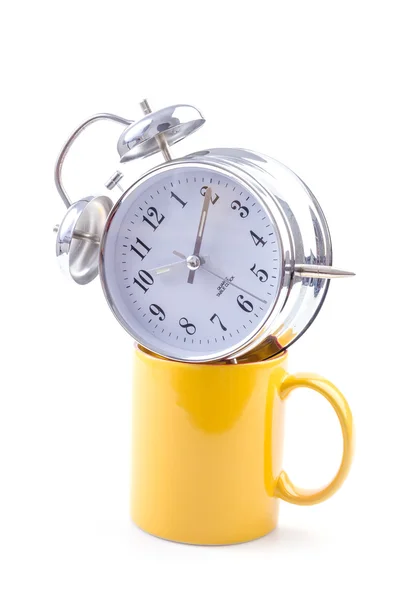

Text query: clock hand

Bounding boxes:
[187,186,212,284]
[148,259,187,275]
[200,265,267,304]
[151,254,211,275]
[173,251,266,304]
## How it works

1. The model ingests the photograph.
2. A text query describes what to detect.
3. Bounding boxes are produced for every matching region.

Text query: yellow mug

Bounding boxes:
[131,346,354,545]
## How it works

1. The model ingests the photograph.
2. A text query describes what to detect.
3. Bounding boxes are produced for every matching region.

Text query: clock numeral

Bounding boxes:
[130,237,152,260]
[170,191,187,208]
[149,304,166,321]
[250,264,269,282]
[210,313,227,331]
[142,207,165,231]
[200,185,219,205]
[250,230,267,247]
[237,294,254,313]
[179,317,196,335]
[231,200,249,218]
[133,269,154,293]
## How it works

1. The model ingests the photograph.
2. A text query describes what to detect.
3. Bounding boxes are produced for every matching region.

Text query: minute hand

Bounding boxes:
[187,186,212,284]
[201,264,267,304]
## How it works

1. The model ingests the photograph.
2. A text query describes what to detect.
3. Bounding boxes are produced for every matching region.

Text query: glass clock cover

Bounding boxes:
[101,164,283,362]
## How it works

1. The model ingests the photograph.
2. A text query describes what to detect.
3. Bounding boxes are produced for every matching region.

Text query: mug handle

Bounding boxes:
[275,373,354,506]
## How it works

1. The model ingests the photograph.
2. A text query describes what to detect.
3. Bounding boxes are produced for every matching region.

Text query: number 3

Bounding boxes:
[231,200,249,218]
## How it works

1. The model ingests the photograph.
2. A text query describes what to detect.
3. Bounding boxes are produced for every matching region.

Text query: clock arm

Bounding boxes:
[149,254,211,276]
[187,186,212,284]
[147,259,187,275]
[173,251,266,305]
[200,265,267,304]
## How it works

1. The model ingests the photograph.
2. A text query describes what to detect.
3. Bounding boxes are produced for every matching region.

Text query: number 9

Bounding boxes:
[149,304,166,321]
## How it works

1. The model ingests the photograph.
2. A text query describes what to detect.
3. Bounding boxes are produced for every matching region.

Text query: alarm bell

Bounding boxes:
[54,195,113,285]
[117,103,205,163]
[53,100,204,284]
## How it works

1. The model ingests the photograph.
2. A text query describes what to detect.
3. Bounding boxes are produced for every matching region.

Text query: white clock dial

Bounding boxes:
[101,164,283,361]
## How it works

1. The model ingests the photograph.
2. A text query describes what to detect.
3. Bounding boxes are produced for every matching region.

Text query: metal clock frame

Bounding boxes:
[99,159,292,363]
[54,100,354,363]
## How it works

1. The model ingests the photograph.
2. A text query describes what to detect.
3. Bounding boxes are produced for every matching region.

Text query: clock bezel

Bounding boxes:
[99,159,293,363]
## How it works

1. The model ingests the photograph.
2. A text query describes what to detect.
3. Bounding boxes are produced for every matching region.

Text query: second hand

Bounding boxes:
[173,251,267,304]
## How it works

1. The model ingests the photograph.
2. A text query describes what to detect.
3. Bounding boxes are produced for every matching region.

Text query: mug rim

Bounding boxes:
[135,343,287,368]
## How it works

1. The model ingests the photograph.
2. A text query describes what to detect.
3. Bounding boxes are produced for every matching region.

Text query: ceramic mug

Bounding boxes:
[131,346,353,545]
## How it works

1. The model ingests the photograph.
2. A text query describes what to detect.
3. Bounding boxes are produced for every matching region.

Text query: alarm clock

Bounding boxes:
[54,99,354,362]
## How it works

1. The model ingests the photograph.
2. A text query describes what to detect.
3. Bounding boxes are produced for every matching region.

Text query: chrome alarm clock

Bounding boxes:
[54,99,354,362]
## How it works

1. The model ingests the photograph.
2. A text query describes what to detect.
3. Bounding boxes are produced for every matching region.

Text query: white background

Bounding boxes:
[1,1,396,598]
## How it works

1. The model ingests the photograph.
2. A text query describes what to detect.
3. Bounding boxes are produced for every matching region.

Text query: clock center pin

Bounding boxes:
[186,255,201,271]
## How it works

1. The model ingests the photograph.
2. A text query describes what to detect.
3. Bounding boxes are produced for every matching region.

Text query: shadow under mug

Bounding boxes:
[131,346,354,545]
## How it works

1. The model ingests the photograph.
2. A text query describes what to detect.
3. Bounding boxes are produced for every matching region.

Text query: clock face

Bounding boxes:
[100,164,283,361]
